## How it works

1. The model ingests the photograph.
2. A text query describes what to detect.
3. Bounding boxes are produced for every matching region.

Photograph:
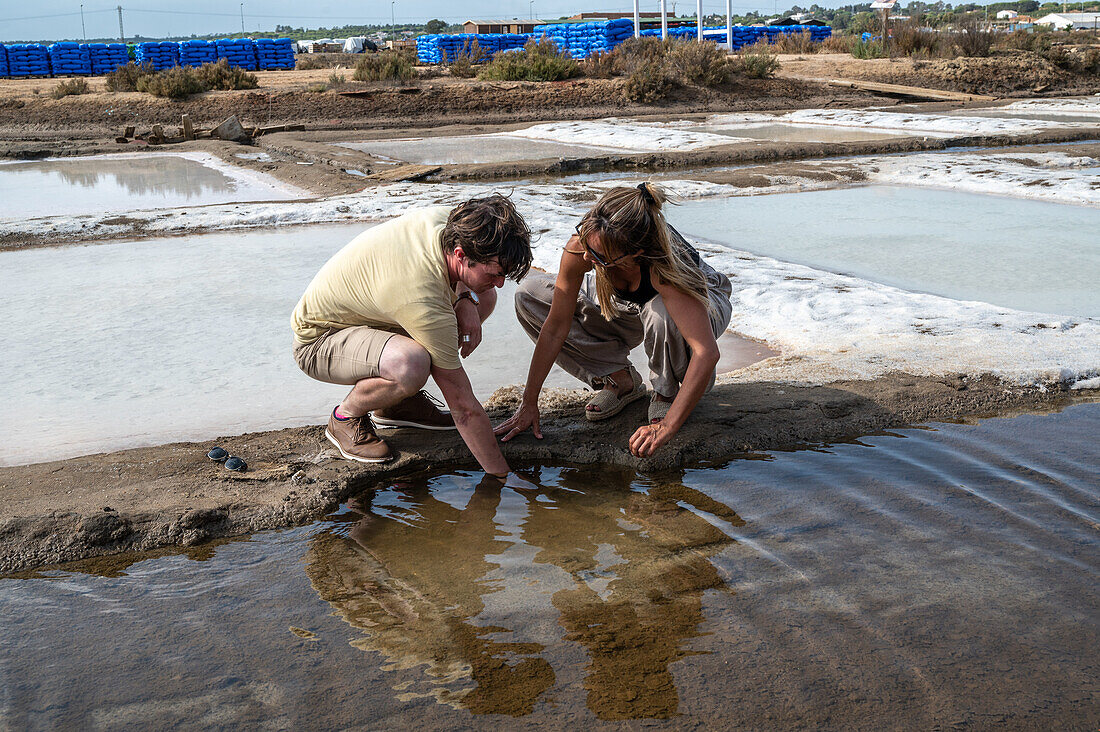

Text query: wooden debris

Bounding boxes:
[253,123,305,136]
[817,77,996,102]
[124,125,135,138]
[181,114,194,141]
[364,164,442,183]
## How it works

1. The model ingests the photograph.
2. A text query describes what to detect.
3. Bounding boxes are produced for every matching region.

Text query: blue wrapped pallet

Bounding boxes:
[6,43,51,77]
[134,41,179,70]
[179,39,217,67]
[215,38,258,70]
[0,45,8,78]
[48,42,92,75]
[88,43,129,74]
[255,38,295,70]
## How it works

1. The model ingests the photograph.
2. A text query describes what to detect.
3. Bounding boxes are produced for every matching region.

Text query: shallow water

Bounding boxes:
[0,225,769,466]
[0,154,301,220]
[669,185,1100,318]
[336,136,625,165]
[2,404,1097,728]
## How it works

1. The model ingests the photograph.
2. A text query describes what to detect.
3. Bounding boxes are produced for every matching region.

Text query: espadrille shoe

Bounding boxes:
[648,397,672,424]
[585,365,647,422]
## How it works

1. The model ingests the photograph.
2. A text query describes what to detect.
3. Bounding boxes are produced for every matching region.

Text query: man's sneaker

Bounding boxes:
[325,408,393,463]
[373,391,456,431]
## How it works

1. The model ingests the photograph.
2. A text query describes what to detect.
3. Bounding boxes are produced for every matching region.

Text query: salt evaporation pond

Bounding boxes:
[669,185,1100,318]
[2,404,1097,728]
[337,136,626,166]
[0,224,769,466]
[0,153,303,220]
[692,121,908,143]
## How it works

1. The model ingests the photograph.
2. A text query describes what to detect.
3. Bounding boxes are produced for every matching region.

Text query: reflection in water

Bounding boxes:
[13,157,237,199]
[305,466,741,719]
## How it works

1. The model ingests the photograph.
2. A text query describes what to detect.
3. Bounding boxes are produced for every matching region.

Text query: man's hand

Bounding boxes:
[455,298,482,358]
[494,401,543,442]
[629,421,674,458]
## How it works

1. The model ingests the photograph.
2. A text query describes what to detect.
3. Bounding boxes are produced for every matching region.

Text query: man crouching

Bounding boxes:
[292,194,532,480]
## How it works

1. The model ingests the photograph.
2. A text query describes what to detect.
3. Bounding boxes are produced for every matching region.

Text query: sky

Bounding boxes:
[0,0,826,42]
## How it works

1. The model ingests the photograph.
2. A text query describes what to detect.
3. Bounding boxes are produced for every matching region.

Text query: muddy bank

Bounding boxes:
[0,75,874,147]
[1,374,1092,574]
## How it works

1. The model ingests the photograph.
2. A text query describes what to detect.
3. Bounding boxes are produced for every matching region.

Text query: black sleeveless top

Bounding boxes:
[613,225,702,305]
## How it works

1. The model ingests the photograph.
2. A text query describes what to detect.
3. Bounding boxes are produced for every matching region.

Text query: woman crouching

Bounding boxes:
[495,182,732,457]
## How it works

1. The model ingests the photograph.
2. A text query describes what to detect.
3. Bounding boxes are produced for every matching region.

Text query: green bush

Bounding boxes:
[768,29,819,54]
[136,66,207,99]
[851,39,888,59]
[478,38,581,82]
[892,19,950,58]
[581,50,616,78]
[50,78,90,98]
[623,59,677,102]
[738,47,781,78]
[104,62,154,92]
[446,39,484,78]
[612,36,669,76]
[353,49,416,82]
[195,58,258,90]
[666,39,733,86]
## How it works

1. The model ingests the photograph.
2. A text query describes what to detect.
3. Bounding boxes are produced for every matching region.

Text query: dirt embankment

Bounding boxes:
[1,374,1093,575]
[778,51,1100,96]
[0,74,874,148]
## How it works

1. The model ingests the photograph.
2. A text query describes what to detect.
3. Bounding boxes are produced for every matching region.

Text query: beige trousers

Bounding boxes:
[515,265,733,398]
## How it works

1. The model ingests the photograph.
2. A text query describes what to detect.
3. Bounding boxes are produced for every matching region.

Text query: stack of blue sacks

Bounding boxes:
[532,19,634,58]
[0,45,8,78]
[48,42,92,74]
[135,42,179,70]
[215,38,258,70]
[254,38,295,69]
[6,43,51,76]
[641,24,830,49]
[417,35,489,64]
[88,43,129,74]
[179,39,217,67]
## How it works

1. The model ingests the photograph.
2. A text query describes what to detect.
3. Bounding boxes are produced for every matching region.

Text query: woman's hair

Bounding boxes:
[577,182,711,320]
[442,193,533,281]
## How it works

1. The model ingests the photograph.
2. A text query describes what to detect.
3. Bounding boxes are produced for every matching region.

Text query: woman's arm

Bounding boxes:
[629,282,720,457]
[495,240,589,442]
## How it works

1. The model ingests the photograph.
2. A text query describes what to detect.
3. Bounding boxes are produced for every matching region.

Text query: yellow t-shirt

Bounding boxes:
[291,206,461,370]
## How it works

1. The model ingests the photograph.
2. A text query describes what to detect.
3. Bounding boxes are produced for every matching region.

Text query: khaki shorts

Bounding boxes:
[294,326,396,385]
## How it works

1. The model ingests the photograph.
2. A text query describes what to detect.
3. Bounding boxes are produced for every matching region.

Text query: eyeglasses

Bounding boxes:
[574,224,636,268]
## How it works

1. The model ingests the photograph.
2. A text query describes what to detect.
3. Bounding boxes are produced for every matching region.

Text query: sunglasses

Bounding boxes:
[574,224,636,268]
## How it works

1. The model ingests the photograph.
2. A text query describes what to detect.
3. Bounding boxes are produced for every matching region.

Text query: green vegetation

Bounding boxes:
[50,78,91,98]
[104,62,155,92]
[478,39,581,82]
[445,39,486,78]
[737,44,782,77]
[352,49,415,82]
[105,59,258,99]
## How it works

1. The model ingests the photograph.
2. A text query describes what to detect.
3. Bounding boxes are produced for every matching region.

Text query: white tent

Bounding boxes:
[1036,12,1100,29]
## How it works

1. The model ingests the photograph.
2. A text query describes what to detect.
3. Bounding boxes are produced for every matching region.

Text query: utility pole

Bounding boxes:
[117,5,125,43]
[660,0,668,38]
[81,4,87,41]
[240,3,245,34]
[634,0,640,37]
[697,0,703,40]
[391,1,396,45]
[726,0,732,48]
[530,0,535,20]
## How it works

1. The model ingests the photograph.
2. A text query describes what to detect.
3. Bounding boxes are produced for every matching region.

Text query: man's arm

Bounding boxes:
[432,363,509,476]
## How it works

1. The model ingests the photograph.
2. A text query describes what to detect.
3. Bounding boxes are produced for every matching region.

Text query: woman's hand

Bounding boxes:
[629,421,675,457]
[455,298,482,358]
[494,401,544,442]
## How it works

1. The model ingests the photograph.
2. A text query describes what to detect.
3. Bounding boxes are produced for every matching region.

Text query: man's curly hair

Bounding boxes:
[442,194,533,281]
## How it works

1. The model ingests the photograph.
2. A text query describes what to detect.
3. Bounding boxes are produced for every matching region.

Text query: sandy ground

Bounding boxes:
[2,374,1095,575]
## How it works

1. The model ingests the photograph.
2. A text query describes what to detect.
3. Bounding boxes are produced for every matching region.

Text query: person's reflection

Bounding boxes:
[304,474,554,716]
[305,467,743,721]
[515,465,740,720]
